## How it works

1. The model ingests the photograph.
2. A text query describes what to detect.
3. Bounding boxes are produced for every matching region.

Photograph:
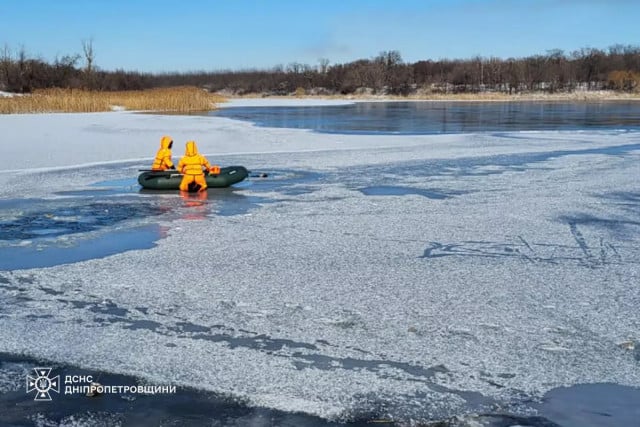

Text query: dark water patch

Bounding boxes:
[0,200,169,241]
[51,298,163,332]
[0,198,43,211]
[138,187,270,217]
[65,299,92,309]
[534,383,640,427]
[213,192,273,217]
[24,314,54,320]
[278,186,317,196]
[56,299,320,353]
[291,352,447,380]
[359,185,466,199]
[464,414,562,427]
[188,332,319,352]
[121,319,164,331]
[0,225,161,270]
[212,102,640,135]
[88,300,130,317]
[56,298,155,327]
[0,353,361,427]
[173,321,211,333]
[56,175,140,197]
[168,328,505,413]
[38,286,64,296]
[1,354,636,425]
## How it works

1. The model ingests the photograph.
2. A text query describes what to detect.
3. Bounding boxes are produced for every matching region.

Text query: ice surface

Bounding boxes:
[219,98,355,108]
[0,361,31,393]
[0,103,639,422]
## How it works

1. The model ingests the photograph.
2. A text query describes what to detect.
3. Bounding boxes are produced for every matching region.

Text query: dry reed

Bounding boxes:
[0,86,225,114]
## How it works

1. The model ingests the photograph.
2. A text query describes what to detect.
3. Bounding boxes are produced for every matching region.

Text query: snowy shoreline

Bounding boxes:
[219,92,640,105]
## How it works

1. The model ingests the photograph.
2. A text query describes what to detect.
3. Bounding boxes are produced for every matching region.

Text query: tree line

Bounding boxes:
[2,43,640,95]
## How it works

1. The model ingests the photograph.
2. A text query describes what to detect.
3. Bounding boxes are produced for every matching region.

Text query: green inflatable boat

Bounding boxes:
[138,166,249,190]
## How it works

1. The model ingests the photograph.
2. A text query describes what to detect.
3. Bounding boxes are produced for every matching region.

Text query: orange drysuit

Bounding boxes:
[151,135,175,171]
[177,141,212,192]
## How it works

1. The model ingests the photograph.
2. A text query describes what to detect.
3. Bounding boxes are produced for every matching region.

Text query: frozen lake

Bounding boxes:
[211,100,640,134]
[0,101,639,426]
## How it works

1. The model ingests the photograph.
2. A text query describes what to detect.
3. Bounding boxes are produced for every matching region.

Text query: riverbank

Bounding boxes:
[3,88,639,115]
[223,90,640,103]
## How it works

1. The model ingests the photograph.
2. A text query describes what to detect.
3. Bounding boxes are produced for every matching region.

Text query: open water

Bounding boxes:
[211,101,640,134]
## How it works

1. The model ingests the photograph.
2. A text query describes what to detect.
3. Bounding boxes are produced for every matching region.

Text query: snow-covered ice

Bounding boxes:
[0,100,639,423]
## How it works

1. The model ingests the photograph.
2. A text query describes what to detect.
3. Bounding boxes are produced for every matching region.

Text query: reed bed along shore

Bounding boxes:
[0,87,225,114]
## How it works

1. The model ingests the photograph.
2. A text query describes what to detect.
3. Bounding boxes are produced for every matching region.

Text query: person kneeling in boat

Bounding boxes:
[177,140,220,192]
[151,135,175,171]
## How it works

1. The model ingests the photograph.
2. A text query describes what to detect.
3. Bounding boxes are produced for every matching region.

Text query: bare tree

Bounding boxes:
[287,62,302,74]
[82,38,95,89]
[0,44,11,90]
[17,46,30,92]
[318,58,330,74]
[53,53,81,88]
[377,50,402,68]
[4,41,640,95]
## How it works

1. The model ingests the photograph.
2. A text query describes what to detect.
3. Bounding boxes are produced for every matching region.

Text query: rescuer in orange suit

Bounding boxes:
[177,140,220,192]
[151,135,175,171]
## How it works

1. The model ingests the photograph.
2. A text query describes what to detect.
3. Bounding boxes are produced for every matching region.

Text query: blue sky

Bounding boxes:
[1,0,638,73]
